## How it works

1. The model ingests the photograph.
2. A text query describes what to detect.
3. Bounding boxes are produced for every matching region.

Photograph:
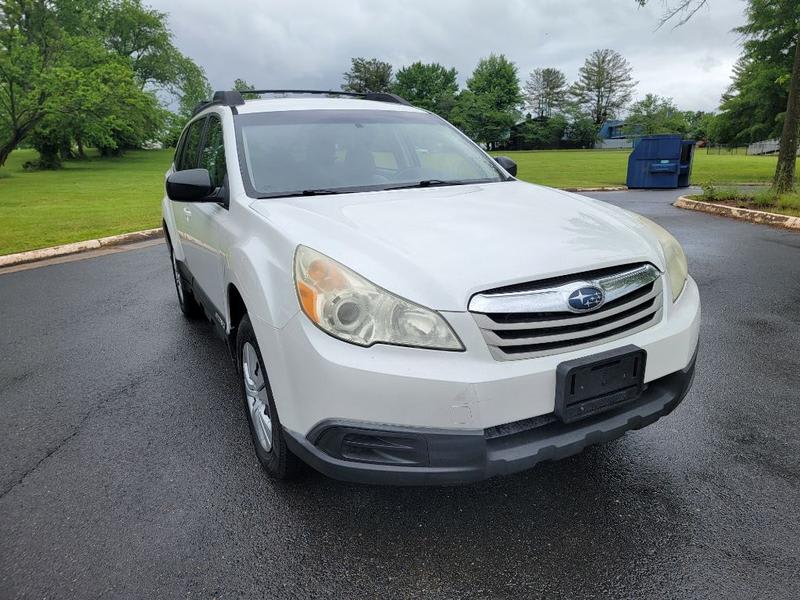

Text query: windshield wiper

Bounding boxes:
[258,188,343,199]
[300,189,340,196]
[382,179,492,191]
[257,179,498,199]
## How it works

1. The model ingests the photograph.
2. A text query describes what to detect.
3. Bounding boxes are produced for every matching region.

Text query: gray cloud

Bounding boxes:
[153,0,746,112]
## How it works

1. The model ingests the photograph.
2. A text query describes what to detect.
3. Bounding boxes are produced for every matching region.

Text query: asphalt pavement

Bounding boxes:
[1,189,799,599]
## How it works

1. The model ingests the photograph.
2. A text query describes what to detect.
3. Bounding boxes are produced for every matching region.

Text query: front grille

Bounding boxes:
[469,263,663,361]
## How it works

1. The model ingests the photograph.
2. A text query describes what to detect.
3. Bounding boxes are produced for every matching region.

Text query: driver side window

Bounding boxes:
[176,118,205,171]
[200,116,227,188]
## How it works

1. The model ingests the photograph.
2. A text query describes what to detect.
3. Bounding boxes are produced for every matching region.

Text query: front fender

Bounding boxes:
[226,233,299,330]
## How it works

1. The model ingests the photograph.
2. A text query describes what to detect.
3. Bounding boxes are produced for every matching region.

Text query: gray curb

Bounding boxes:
[0,228,164,268]
[674,196,800,231]
[565,186,628,192]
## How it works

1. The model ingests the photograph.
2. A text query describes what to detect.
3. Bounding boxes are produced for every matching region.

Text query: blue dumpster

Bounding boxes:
[626,134,695,189]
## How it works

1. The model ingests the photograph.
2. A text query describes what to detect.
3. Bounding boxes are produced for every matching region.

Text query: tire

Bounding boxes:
[166,235,203,319]
[236,314,302,480]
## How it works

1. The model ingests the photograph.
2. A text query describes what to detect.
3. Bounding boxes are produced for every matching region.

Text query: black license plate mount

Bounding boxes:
[554,345,647,424]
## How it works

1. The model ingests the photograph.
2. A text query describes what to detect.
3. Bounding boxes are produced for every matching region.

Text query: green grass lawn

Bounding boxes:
[0,146,795,256]
[0,148,172,255]
[492,149,792,189]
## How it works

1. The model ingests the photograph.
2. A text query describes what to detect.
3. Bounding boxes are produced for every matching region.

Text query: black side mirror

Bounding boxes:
[166,168,216,202]
[494,156,517,177]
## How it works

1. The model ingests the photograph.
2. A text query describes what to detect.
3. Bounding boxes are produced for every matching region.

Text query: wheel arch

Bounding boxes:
[227,282,248,356]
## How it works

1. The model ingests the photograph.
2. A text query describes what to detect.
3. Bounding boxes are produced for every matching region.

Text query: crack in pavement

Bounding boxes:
[0,379,142,500]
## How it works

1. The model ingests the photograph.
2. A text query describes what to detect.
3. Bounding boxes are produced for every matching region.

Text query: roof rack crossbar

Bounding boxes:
[241,90,411,106]
[191,89,412,115]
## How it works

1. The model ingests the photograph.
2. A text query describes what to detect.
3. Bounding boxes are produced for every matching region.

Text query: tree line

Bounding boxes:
[2,0,796,193]
[340,50,642,151]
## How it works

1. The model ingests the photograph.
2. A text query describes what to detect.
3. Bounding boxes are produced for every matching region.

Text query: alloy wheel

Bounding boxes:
[242,341,273,452]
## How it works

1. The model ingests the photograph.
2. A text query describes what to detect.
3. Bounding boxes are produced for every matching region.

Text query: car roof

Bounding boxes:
[233,96,425,115]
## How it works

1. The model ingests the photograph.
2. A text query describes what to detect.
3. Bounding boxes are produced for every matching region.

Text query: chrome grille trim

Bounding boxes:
[469,264,660,314]
[470,264,664,361]
[471,284,661,331]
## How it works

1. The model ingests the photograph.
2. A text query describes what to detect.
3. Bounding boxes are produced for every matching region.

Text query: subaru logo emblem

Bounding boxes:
[568,286,604,311]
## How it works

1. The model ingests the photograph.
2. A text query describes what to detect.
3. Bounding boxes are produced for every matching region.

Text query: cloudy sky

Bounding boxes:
[151,0,747,113]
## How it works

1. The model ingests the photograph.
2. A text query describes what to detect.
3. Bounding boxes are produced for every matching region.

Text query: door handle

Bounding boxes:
[183,207,192,220]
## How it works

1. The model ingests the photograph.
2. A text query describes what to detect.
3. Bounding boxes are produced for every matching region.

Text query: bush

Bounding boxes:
[753,189,777,208]
[701,182,717,201]
[777,193,800,211]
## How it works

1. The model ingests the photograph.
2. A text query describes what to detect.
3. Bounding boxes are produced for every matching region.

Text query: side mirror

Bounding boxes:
[494,156,517,177]
[166,168,216,202]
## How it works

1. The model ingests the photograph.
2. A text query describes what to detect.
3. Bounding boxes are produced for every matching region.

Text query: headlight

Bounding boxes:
[294,245,463,351]
[635,215,688,302]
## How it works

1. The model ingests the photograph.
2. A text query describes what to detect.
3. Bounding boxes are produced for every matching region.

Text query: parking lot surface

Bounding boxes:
[1,189,799,599]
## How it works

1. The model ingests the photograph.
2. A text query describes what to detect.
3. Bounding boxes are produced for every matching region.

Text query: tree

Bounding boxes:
[341,57,393,93]
[27,36,163,167]
[0,0,208,166]
[624,94,689,136]
[684,110,716,141]
[392,61,458,117]
[738,0,800,193]
[233,78,260,99]
[450,54,522,149]
[635,0,709,27]
[161,57,211,147]
[510,114,567,149]
[636,0,799,193]
[0,0,62,166]
[524,68,566,118]
[712,57,786,144]
[100,0,178,89]
[570,49,637,125]
[773,31,800,192]
[175,58,211,116]
[561,102,599,147]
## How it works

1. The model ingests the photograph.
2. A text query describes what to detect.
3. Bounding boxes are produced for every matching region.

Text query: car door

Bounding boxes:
[171,116,206,278]
[187,114,231,317]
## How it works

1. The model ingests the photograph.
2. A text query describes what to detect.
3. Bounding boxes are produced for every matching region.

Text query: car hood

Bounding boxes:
[250,181,665,311]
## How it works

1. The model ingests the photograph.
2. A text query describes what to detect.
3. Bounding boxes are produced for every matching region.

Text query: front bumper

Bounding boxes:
[284,345,697,485]
[256,276,700,433]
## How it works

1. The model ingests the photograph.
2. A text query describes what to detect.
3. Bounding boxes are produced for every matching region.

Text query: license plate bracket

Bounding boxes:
[554,345,647,424]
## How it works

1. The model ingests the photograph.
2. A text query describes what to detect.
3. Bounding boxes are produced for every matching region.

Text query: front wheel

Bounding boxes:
[237,314,302,480]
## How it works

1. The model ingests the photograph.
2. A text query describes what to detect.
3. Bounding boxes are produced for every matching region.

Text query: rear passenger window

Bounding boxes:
[177,118,205,171]
[200,117,227,187]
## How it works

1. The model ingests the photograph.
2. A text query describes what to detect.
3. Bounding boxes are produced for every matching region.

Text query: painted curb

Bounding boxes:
[674,196,800,231]
[0,228,163,268]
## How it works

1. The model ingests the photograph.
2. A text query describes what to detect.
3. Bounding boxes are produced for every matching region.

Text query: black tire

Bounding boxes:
[166,234,203,319]
[236,314,302,480]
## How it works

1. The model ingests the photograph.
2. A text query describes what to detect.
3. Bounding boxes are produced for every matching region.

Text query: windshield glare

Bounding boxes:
[235,109,505,197]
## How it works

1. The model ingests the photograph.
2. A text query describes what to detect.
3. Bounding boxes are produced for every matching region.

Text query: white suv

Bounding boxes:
[162,90,700,485]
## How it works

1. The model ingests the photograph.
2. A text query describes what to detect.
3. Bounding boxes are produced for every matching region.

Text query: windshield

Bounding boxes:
[234,109,507,198]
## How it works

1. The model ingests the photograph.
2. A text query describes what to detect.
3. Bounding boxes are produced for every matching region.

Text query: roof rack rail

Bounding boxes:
[191,89,411,115]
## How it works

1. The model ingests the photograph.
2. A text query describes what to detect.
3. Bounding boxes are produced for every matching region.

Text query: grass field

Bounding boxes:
[493,149,789,189]
[0,147,795,256]
[0,148,172,255]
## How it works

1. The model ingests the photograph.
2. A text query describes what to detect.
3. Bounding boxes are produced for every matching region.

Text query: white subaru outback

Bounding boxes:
[162,90,700,485]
